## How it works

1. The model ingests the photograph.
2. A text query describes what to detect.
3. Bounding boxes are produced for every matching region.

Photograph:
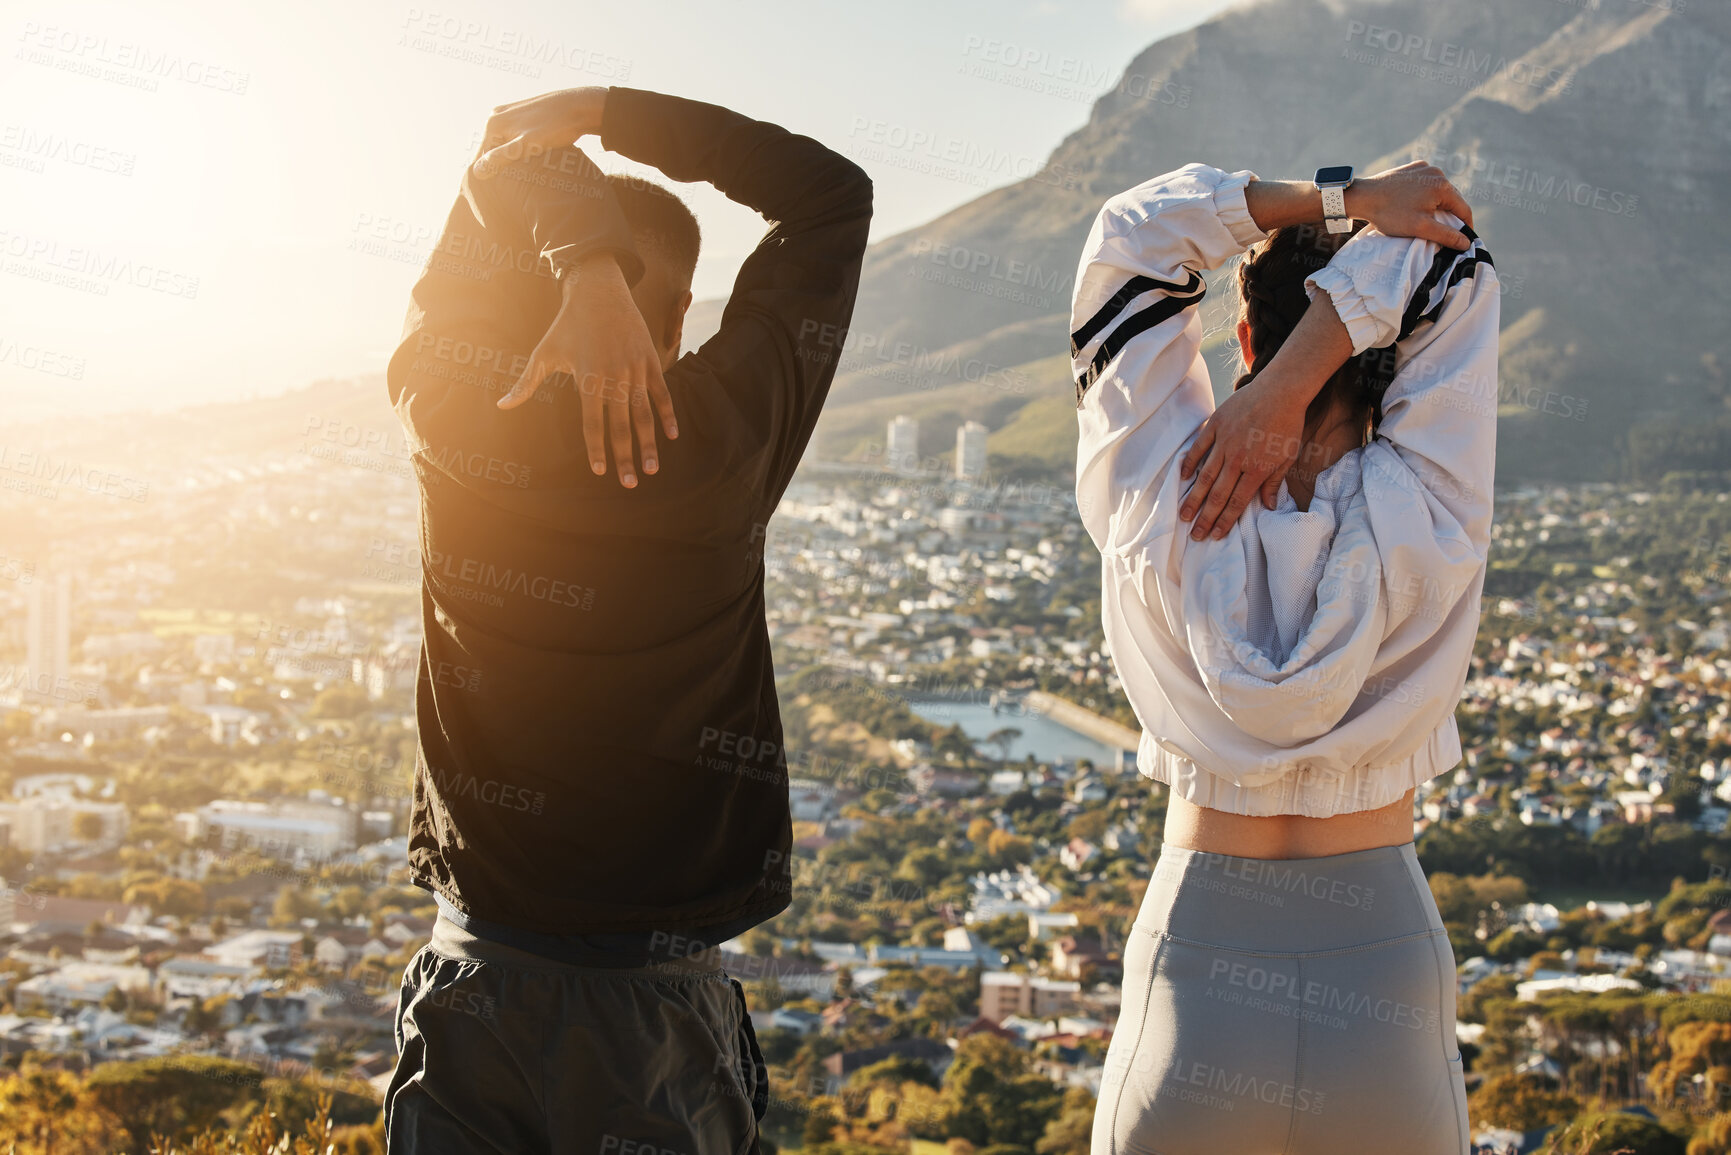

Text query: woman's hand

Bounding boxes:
[1178,376,1308,539]
[1345,161,1476,249]
[1178,294,1354,537]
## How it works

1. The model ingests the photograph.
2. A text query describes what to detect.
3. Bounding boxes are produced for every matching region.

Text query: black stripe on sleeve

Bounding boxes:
[1403,249,1494,337]
[1070,270,1204,357]
[1359,235,1494,397]
[1073,282,1207,406]
[1396,226,1488,342]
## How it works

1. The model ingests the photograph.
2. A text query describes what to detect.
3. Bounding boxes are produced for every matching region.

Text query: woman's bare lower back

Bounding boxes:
[1163,788,1416,858]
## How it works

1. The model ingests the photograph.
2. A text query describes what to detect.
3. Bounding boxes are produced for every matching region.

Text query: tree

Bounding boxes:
[183,994,231,1038]
[1035,1087,1095,1155]
[1651,1021,1731,1106]
[896,847,949,891]
[1468,1072,1580,1131]
[1066,811,1109,845]
[122,878,207,919]
[1540,1111,1685,1155]
[985,830,1033,867]
[802,1099,842,1148]
[1691,1112,1731,1155]
[308,683,368,719]
[940,1035,1064,1149]
[0,1056,89,1153]
[986,728,1023,763]
[83,1055,262,1153]
[329,885,369,920]
[936,724,978,770]
[850,1055,939,1090]
[270,885,323,929]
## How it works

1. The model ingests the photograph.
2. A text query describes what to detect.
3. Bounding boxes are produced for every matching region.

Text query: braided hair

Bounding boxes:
[1232,221,1397,440]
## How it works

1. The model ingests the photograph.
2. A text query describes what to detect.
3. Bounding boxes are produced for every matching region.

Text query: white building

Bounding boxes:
[15,963,151,1012]
[38,706,171,742]
[24,572,71,700]
[788,778,836,822]
[968,864,1059,923]
[1027,911,1081,941]
[205,929,305,971]
[0,795,128,854]
[955,420,988,481]
[177,798,357,860]
[156,956,257,1000]
[202,706,272,746]
[887,415,919,473]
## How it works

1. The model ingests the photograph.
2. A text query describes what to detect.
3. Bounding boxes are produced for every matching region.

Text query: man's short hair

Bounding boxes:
[606,174,700,284]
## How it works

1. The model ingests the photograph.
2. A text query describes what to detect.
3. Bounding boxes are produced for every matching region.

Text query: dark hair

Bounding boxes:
[1233,222,1396,439]
[605,173,700,284]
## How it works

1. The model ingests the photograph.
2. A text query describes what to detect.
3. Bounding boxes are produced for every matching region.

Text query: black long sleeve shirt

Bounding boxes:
[386,87,873,936]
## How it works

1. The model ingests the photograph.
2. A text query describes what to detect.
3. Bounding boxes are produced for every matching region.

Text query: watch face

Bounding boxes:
[1315,165,1354,186]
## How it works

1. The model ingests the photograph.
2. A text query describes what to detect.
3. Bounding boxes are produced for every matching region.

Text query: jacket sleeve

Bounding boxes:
[598,86,874,506]
[1304,222,1500,674]
[387,145,642,492]
[1303,221,1499,554]
[459,143,645,286]
[1070,164,1266,559]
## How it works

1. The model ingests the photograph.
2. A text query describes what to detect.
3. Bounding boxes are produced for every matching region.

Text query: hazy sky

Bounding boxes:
[1,0,1235,418]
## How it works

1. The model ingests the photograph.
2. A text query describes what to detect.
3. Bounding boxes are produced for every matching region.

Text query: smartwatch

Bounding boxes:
[1314,166,1355,234]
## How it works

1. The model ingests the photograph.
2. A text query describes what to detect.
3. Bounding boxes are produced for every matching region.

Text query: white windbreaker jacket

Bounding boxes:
[1071,164,1499,817]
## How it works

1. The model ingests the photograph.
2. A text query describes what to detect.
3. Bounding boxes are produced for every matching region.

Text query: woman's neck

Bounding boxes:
[1286,407,1367,511]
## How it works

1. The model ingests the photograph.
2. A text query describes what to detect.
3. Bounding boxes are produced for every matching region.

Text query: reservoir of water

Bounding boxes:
[906,696,1117,765]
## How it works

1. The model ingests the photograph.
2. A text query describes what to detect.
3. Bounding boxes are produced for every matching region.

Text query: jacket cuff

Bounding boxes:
[1213,169,1268,251]
[1304,264,1389,356]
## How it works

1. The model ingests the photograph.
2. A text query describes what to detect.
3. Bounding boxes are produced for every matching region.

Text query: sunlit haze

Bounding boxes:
[2,0,1233,418]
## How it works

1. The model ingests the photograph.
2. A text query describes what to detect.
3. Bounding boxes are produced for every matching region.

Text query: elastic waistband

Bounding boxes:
[1136,841,1442,954]
[429,909,729,977]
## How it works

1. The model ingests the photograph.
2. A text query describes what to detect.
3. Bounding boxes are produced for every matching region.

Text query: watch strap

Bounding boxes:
[1320,185,1351,233]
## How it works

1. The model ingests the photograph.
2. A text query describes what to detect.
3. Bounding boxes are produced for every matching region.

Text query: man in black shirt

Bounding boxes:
[381,85,872,1153]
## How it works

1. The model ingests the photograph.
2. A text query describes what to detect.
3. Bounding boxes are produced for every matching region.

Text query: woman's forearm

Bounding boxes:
[1248,291,1354,411]
[1242,179,1335,233]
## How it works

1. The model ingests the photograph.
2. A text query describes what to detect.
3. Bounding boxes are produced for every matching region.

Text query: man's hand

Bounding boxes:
[499,254,677,489]
[1178,377,1308,539]
[473,87,608,178]
[1345,161,1476,249]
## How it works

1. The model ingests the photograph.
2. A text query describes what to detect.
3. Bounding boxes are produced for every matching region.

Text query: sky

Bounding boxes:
[0,0,1237,418]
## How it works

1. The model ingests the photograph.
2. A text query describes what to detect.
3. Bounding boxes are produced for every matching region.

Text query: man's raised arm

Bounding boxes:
[594,86,874,502]
[457,85,873,495]
[460,89,677,486]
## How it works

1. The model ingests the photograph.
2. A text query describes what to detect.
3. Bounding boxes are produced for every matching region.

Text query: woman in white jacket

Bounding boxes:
[1071,162,1497,1154]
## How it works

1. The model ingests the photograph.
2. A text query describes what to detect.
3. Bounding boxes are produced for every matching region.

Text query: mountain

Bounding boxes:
[809,0,1731,482]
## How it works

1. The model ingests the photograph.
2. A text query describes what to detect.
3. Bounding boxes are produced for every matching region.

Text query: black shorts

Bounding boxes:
[385,914,768,1155]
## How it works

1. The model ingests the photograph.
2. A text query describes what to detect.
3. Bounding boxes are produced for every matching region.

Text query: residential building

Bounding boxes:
[980,971,1081,1022]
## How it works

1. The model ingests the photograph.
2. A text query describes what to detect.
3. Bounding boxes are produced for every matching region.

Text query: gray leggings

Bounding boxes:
[1093,842,1468,1155]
